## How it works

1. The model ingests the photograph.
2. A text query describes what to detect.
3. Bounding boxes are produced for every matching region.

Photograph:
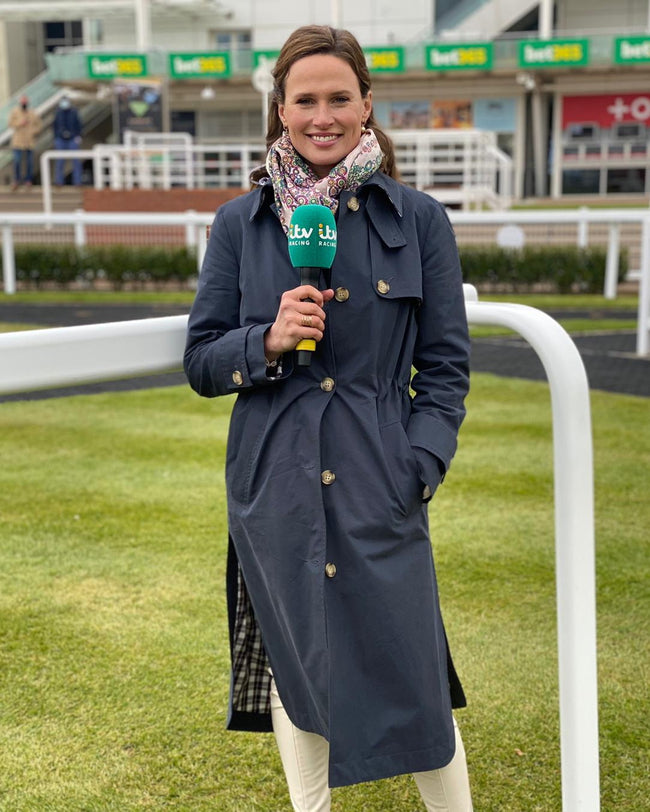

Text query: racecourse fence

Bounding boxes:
[1,206,649,354]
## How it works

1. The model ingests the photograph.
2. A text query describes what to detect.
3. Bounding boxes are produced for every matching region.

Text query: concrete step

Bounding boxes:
[0,184,84,213]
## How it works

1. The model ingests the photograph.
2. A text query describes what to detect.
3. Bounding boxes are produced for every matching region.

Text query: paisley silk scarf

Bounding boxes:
[266,128,383,233]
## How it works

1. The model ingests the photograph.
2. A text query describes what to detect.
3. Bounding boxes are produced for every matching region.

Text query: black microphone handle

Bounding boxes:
[297,266,323,367]
[299,266,321,288]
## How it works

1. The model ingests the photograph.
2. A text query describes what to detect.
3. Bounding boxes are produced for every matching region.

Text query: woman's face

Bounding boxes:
[278,54,372,179]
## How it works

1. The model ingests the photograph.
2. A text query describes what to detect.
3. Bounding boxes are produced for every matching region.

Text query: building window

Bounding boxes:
[200,109,262,140]
[606,168,646,195]
[213,30,252,50]
[212,30,252,71]
[43,20,83,52]
[562,169,600,195]
[171,111,196,138]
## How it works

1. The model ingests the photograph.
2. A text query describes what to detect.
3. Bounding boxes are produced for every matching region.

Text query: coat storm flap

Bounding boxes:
[183,171,471,788]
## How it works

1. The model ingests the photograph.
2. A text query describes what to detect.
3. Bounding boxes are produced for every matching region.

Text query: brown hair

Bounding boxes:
[251,25,397,183]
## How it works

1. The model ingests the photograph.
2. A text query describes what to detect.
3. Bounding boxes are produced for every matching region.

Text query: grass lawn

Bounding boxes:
[0,290,639,312]
[0,290,197,306]
[0,375,647,810]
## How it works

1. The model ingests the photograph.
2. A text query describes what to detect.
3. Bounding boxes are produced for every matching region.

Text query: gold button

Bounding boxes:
[347,197,359,212]
[320,377,335,392]
[334,287,349,302]
[321,470,336,485]
[232,370,243,386]
[377,279,390,294]
[325,563,337,578]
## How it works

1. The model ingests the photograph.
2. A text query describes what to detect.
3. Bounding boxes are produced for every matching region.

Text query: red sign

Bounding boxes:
[563,94,650,128]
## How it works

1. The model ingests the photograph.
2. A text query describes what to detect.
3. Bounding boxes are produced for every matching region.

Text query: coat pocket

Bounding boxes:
[369,245,423,303]
[378,419,423,516]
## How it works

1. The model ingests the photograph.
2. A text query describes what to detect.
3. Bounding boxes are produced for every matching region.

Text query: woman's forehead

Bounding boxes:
[284,54,359,92]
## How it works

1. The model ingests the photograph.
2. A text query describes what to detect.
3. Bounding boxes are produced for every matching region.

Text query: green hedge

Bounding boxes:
[7,245,197,289]
[2,243,627,293]
[459,244,627,294]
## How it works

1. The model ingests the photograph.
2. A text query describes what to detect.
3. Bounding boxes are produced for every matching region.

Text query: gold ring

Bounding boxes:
[301,314,313,327]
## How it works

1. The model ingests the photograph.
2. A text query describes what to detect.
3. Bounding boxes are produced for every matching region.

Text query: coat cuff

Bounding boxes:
[407,411,458,471]
[407,412,458,502]
[245,323,293,385]
[413,447,445,502]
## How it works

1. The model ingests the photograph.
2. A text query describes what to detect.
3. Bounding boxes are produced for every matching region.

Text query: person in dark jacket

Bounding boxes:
[184,25,472,812]
[53,96,82,186]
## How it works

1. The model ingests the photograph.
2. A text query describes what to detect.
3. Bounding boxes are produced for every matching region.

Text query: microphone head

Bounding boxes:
[288,204,337,268]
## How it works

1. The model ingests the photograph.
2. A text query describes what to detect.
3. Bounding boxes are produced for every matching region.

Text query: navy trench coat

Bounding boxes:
[184,170,470,788]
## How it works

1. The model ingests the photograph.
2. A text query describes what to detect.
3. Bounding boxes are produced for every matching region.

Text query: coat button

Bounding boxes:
[334,286,349,302]
[232,370,243,385]
[376,279,390,294]
[320,377,335,392]
[347,197,359,211]
[321,470,336,485]
[325,562,337,578]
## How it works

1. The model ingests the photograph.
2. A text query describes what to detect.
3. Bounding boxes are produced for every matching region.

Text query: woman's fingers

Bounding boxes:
[265,287,334,355]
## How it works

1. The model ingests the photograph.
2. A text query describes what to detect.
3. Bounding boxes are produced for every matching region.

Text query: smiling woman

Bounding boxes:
[184,24,473,812]
[278,54,372,179]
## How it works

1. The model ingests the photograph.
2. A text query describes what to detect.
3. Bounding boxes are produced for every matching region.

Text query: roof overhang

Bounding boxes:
[0,0,228,21]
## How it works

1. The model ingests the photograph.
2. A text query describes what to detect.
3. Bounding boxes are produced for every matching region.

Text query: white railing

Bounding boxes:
[39,143,268,217]
[39,130,513,213]
[390,129,513,210]
[0,286,600,812]
[0,210,213,295]
[2,206,648,355]
[451,207,650,354]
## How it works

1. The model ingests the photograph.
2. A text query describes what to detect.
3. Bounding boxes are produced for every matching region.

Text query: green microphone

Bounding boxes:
[287,204,337,366]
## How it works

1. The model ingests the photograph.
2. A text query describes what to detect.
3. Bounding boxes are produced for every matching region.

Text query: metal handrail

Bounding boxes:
[0,286,601,811]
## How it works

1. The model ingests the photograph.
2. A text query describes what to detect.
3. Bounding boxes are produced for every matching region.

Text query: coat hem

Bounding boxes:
[328,741,456,788]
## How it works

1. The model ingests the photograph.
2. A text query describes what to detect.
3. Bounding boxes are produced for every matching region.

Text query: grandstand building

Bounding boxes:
[1,0,650,202]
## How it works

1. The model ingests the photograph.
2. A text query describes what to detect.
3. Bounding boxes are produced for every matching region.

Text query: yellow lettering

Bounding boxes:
[117,58,142,74]
[370,51,399,69]
[553,44,582,62]
[459,47,487,65]
[200,56,226,73]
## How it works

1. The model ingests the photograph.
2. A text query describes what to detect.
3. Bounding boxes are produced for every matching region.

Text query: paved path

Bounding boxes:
[1,303,648,401]
[471,331,650,398]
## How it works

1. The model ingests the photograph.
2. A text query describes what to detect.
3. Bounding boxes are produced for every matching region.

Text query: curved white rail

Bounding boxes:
[0,296,599,810]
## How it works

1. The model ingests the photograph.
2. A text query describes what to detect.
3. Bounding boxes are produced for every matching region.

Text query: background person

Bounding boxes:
[8,95,41,190]
[184,25,472,812]
[53,95,83,186]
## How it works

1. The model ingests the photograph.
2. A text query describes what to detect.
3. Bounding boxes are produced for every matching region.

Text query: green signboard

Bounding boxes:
[614,36,650,64]
[86,54,148,79]
[169,52,230,78]
[252,50,280,69]
[426,43,493,71]
[518,38,589,68]
[364,47,405,73]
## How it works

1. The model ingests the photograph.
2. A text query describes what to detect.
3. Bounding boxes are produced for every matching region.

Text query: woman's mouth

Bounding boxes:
[309,134,339,143]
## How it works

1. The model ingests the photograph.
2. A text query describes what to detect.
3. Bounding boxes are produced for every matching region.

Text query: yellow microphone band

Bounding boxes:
[296,339,316,352]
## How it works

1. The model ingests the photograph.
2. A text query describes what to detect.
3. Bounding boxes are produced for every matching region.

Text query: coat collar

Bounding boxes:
[248,170,404,222]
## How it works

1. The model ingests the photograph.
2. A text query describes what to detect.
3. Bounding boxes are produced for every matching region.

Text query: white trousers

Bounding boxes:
[270,680,473,812]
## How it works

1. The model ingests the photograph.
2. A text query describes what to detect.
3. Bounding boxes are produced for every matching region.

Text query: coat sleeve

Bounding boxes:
[183,205,292,398]
[406,199,470,494]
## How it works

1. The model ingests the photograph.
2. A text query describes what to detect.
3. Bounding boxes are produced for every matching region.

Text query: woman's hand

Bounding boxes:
[264,285,335,362]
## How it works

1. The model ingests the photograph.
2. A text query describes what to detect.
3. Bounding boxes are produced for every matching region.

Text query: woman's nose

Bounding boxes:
[312,102,334,127]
